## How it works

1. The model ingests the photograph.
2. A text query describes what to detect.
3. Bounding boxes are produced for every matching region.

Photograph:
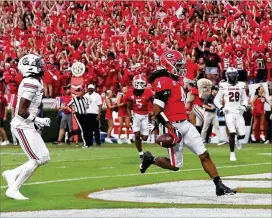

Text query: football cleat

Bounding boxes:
[126,139,132,144]
[117,139,123,144]
[139,151,154,174]
[216,182,237,196]
[217,140,227,146]
[6,188,29,200]
[251,134,256,142]
[230,152,237,161]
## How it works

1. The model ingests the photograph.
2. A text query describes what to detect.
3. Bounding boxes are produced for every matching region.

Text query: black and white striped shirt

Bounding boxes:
[67,96,89,114]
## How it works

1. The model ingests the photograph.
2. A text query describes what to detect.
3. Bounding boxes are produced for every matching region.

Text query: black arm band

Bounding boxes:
[156,111,169,126]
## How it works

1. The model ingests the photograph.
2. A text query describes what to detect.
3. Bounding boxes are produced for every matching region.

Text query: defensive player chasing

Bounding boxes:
[141,50,236,196]
[2,54,51,200]
[214,67,248,161]
[124,75,153,159]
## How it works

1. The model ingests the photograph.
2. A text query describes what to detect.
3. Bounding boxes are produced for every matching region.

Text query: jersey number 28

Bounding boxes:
[229,91,240,102]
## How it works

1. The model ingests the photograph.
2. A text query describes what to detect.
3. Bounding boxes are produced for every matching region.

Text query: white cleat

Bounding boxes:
[1,141,10,146]
[260,134,266,142]
[6,188,29,200]
[126,139,132,144]
[117,139,123,144]
[236,140,243,150]
[217,140,227,146]
[105,138,113,143]
[251,134,256,142]
[2,170,17,188]
[230,152,237,161]
[264,140,270,144]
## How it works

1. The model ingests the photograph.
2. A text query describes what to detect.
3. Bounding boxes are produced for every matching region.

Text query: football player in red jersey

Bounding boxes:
[140,50,236,196]
[124,75,154,160]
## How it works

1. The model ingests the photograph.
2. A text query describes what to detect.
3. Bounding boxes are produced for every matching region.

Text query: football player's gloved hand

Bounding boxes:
[165,123,181,145]
[238,105,247,115]
[34,123,44,130]
[148,119,158,133]
[220,106,229,115]
[34,117,51,127]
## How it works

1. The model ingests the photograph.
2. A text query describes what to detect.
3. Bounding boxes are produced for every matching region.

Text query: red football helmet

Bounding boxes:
[160,50,186,77]
[133,74,146,90]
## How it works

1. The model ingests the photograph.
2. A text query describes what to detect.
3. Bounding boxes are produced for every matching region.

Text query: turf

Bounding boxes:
[0,143,271,212]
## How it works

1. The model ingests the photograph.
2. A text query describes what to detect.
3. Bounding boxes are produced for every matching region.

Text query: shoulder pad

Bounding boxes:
[153,77,172,92]
[238,81,246,88]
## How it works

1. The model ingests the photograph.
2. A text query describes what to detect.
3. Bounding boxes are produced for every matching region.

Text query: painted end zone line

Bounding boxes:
[0,162,271,189]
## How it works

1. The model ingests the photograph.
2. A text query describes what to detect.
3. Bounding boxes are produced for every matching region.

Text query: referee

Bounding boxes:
[67,88,89,147]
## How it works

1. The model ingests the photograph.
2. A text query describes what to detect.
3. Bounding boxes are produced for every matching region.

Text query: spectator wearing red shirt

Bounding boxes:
[0,90,9,146]
[188,83,204,134]
[184,56,200,89]
[53,86,72,145]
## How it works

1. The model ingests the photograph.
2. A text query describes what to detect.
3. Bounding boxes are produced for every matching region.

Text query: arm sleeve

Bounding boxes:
[153,89,171,108]
[240,86,248,107]
[214,86,224,109]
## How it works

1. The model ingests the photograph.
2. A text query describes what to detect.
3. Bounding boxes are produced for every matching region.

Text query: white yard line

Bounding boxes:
[1,162,271,189]
[224,173,272,179]
[1,208,271,218]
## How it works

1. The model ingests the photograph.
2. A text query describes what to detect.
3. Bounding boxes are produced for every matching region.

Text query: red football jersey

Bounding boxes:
[124,88,153,115]
[153,76,187,122]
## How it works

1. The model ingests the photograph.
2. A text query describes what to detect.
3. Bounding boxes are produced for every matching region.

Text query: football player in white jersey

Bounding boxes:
[214,67,248,161]
[2,54,51,200]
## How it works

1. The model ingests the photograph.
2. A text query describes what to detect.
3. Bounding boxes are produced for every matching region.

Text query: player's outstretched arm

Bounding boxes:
[213,87,224,110]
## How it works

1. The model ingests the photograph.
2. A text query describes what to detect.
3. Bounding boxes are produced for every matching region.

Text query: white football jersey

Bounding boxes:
[14,77,43,123]
[214,80,248,114]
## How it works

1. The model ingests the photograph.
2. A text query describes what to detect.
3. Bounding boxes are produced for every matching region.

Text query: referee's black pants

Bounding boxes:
[86,113,101,146]
[69,113,88,146]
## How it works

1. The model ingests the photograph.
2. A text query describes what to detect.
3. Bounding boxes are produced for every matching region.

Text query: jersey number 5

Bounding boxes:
[136,99,142,108]
[229,91,240,102]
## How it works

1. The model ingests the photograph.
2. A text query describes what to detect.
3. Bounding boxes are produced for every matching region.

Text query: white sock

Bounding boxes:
[10,159,38,191]
[139,151,144,156]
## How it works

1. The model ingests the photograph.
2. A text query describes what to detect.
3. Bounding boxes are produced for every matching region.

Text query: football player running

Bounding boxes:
[124,75,153,160]
[214,67,248,161]
[2,54,51,200]
[141,50,236,196]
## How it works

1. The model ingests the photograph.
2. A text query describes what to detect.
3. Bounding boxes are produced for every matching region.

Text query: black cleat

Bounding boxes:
[139,154,143,161]
[139,151,154,174]
[216,182,237,196]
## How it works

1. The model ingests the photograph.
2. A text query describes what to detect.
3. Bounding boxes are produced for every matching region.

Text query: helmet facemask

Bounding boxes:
[227,72,238,85]
[173,59,186,78]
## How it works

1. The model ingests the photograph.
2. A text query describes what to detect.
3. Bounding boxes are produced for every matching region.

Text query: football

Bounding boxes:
[156,133,175,148]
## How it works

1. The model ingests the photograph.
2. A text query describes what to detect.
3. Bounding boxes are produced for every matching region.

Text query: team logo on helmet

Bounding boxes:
[161,50,186,77]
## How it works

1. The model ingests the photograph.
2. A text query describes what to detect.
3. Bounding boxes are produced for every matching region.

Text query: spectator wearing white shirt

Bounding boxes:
[84,84,102,147]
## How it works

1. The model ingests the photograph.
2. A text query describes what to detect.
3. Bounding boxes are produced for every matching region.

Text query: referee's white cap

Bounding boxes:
[88,84,95,89]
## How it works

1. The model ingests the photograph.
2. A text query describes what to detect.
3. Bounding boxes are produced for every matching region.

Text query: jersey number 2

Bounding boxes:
[229,91,240,102]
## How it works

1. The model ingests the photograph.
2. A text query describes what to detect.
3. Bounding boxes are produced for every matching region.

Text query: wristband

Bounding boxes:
[25,113,36,122]
[156,111,169,125]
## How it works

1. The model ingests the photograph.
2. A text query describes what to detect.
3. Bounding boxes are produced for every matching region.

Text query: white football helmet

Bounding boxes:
[225,67,238,85]
[133,74,146,90]
[18,54,46,77]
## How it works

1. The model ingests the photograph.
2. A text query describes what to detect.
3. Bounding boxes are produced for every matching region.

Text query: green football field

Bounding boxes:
[0,143,271,212]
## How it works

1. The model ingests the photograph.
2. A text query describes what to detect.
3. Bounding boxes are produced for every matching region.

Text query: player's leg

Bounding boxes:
[125,116,131,144]
[132,114,143,159]
[236,114,246,150]
[140,124,181,173]
[181,121,236,196]
[140,115,149,142]
[4,128,50,200]
[225,113,237,161]
[193,105,204,133]
[251,115,258,141]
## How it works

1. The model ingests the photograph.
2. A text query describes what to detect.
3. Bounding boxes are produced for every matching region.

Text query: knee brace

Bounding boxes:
[37,155,50,166]
[237,135,245,140]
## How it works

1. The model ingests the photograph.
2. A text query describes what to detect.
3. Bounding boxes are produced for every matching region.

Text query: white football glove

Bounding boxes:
[238,105,247,115]
[35,117,51,127]
[222,107,229,114]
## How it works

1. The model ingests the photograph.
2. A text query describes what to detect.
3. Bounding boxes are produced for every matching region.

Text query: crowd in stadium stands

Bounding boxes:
[0,0,271,99]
